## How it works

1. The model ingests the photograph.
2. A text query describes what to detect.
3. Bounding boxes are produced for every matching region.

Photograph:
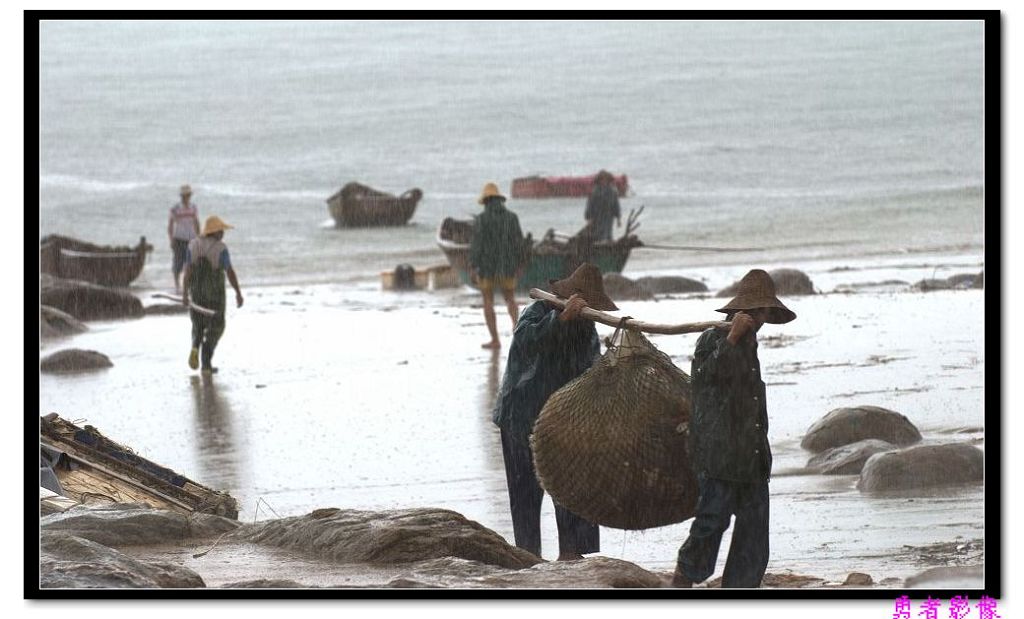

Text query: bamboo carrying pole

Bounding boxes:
[529,288,731,335]
[152,293,218,316]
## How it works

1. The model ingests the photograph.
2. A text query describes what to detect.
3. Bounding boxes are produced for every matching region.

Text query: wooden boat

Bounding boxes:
[326,182,423,227]
[511,173,629,199]
[40,234,152,287]
[40,413,239,519]
[436,209,643,292]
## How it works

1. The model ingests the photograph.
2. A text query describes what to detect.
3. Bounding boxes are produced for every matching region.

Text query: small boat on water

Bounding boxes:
[436,209,643,292]
[511,173,629,199]
[326,182,423,227]
[40,413,239,519]
[39,235,152,287]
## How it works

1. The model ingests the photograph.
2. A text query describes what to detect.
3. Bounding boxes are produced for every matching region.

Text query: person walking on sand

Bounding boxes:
[469,182,525,349]
[584,170,621,242]
[492,263,616,560]
[671,269,796,588]
[182,215,244,374]
[168,184,200,292]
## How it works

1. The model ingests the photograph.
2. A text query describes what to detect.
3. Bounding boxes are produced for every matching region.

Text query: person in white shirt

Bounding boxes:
[167,184,200,292]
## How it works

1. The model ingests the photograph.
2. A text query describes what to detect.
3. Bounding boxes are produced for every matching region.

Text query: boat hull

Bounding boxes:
[39,235,150,287]
[327,182,422,227]
[436,218,639,292]
[511,174,629,199]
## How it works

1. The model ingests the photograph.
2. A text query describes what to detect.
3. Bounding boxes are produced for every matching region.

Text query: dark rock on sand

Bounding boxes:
[40,305,88,338]
[801,406,922,453]
[229,507,541,570]
[914,271,984,292]
[904,566,984,589]
[842,572,874,586]
[858,443,984,492]
[717,268,815,298]
[634,275,708,294]
[40,276,143,321]
[40,531,205,588]
[806,439,897,474]
[41,502,240,547]
[40,349,113,373]
[601,273,654,301]
[380,556,663,588]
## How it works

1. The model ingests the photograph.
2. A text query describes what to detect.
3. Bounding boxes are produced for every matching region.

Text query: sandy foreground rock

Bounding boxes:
[40,531,205,588]
[40,275,143,321]
[228,507,540,569]
[41,502,240,547]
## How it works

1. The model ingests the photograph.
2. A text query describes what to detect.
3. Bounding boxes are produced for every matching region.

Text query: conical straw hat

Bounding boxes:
[548,263,618,311]
[201,215,234,236]
[716,269,796,324]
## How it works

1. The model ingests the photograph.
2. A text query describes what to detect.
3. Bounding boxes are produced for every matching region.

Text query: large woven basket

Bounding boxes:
[531,329,698,530]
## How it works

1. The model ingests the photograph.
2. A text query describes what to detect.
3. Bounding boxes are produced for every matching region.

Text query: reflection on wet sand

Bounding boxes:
[189,374,241,497]
[479,348,505,475]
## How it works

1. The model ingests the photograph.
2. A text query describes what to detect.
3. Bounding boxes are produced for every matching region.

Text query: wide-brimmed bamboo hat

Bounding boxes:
[478,182,506,205]
[716,269,796,324]
[594,170,614,183]
[548,263,618,311]
[202,215,234,237]
[180,184,193,196]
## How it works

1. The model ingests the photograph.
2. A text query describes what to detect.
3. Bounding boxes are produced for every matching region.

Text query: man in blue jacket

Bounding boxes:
[672,269,796,588]
[492,263,617,560]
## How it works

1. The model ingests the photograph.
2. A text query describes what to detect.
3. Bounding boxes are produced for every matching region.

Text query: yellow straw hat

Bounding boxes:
[180,184,193,196]
[202,215,234,236]
[478,182,506,205]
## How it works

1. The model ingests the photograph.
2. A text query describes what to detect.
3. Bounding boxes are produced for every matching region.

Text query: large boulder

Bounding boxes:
[40,277,143,321]
[806,439,897,475]
[601,273,654,301]
[717,268,815,298]
[41,503,240,547]
[229,507,541,569]
[634,276,708,295]
[801,406,922,453]
[40,531,206,588]
[40,349,113,373]
[857,443,984,492]
[40,305,88,339]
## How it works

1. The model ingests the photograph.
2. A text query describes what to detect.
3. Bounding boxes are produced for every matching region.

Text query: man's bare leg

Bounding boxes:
[501,287,519,328]
[481,291,500,349]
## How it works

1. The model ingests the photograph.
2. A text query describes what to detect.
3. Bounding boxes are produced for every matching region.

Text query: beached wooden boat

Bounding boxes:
[436,214,643,293]
[39,235,152,287]
[511,173,629,199]
[40,413,239,519]
[326,182,423,227]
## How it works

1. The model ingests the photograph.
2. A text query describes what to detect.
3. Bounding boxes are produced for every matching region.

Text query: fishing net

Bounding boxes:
[531,326,698,530]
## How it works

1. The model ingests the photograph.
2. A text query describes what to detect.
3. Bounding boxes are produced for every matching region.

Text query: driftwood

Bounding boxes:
[529,288,730,335]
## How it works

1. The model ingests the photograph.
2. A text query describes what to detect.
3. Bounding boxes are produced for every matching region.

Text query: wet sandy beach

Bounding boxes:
[38,254,985,585]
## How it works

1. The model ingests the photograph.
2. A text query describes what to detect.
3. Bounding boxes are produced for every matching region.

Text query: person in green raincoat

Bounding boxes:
[181,215,244,374]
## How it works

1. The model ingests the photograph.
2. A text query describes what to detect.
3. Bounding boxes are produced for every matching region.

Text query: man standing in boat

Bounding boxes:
[584,170,621,242]
[493,263,614,560]
[168,184,200,292]
[469,182,525,349]
[182,215,244,374]
[672,269,796,588]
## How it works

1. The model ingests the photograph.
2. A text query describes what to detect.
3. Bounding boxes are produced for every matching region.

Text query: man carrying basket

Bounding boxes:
[492,263,617,561]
